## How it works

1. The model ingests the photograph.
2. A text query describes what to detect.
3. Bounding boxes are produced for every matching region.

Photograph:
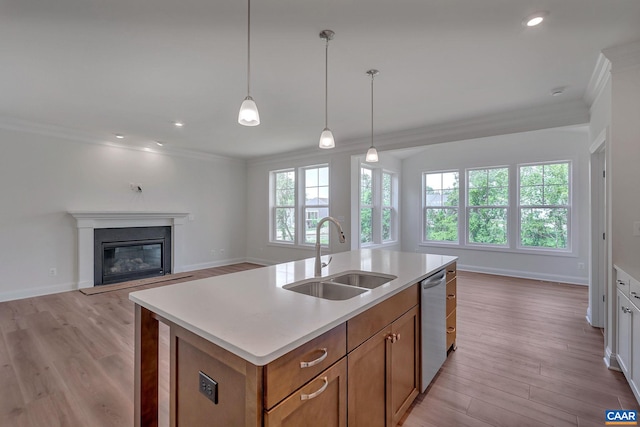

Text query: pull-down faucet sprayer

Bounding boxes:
[314,216,346,277]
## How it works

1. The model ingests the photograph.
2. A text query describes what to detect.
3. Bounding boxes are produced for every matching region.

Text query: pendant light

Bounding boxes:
[319,30,335,149]
[365,69,379,162]
[238,0,260,126]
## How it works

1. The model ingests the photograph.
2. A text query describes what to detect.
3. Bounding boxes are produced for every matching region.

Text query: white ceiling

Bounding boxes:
[1,0,639,159]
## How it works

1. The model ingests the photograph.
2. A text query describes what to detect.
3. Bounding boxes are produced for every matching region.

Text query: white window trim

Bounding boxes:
[269,164,330,248]
[516,160,573,253]
[359,165,399,248]
[465,165,510,248]
[422,169,460,244]
[420,159,577,257]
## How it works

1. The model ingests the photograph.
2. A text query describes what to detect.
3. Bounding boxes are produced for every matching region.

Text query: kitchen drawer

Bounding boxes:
[446,263,457,284]
[446,309,456,351]
[629,276,640,309]
[446,278,456,316]
[615,265,631,298]
[265,358,347,427]
[264,323,346,409]
[347,284,419,352]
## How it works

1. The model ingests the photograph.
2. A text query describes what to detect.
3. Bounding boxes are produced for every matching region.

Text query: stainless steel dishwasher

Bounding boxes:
[420,268,447,392]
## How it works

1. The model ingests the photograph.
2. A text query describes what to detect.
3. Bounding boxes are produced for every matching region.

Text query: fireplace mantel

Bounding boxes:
[69,211,189,288]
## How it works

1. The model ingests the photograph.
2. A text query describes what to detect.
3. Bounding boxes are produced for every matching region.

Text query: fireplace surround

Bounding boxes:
[69,211,189,288]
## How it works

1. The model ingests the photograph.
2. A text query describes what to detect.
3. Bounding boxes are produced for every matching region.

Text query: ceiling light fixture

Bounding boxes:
[319,29,335,149]
[551,87,565,97]
[238,0,260,126]
[174,121,184,127]
[523,11,548,27]
[115,134,124,139]
[156,141,164,146]
[365,69,379,163]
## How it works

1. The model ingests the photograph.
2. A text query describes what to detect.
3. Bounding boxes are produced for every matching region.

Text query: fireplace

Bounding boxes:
[94,227,171,285]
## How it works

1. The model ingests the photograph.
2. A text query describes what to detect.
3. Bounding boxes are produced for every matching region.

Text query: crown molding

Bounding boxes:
[603,39,640,73]
[584,53,611,107]
[0,116,245,165]
[249,98,590,166]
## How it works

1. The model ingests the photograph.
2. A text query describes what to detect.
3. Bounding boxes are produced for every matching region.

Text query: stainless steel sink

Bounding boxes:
[283,280,368,300]
[330,271,397,289]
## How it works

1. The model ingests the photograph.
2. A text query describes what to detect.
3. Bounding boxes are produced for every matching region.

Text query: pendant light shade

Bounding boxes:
[365,69,379,162]
[238,96,260,126]
[238,0,260,126]
[319,30,335,149]
[319,128,335,149]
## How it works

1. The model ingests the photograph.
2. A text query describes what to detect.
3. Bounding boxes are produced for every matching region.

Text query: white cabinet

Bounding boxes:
[614,266,640,404]
[617,289,633,375]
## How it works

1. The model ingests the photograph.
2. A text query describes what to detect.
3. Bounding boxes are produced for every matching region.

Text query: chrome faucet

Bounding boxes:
[315,216,346,277]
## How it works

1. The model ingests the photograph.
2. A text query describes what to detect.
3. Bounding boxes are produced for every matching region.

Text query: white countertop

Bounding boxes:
[129,249,457,365]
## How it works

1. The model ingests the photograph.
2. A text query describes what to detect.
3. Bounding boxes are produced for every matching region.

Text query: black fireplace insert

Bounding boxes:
[94,226,171,285]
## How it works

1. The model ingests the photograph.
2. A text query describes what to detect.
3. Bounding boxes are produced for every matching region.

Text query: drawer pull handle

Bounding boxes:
[622,307,632,314]
[634,295,640,300]
[617,280,627,286]
[447,327,456,334]
[386,333,399,343]
[300,377,328,400]
[300,348,328,368]
[447,294,456,300]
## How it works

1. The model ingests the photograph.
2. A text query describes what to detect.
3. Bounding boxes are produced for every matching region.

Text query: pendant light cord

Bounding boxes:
[324,38,329,128]
[370,73,374,148]
[247,0,251,96]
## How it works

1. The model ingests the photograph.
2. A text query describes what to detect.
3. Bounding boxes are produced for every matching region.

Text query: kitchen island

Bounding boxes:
[130,249,457,426]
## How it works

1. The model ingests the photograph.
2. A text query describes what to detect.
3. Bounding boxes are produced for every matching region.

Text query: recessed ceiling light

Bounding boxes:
[156,141,164,146]
[551,88,565,97]
[523,11,549,27]
[115,134,124,139]
[174,121,184,127]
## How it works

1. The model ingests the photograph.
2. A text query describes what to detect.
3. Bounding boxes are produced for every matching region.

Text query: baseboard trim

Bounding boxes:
[181,257,247,272]
[244,257,274,266]
[0,282,77,303]
[604,346,622,371]
[457,264,588,286]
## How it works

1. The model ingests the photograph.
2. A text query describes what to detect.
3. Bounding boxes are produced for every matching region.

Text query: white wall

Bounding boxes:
[0,127,247,301]
[401,127,591,285]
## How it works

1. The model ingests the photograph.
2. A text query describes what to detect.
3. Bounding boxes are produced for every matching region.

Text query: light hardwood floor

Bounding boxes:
[0,266,638,426]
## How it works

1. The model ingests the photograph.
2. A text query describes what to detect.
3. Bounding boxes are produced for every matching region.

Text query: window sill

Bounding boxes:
[418,242,576,257]
[267,242,320,251]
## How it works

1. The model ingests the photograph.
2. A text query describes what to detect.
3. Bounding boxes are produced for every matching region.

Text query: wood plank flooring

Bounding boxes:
[0,266,637,426]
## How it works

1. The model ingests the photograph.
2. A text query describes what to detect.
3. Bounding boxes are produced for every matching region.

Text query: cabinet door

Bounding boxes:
[264,358,347,427]
[617,290,632,376]
[348,326,391,427]
[631,303,640,393]
[390,306,420,426]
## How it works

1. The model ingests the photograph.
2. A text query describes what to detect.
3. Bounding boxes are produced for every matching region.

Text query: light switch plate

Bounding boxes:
[199,371,218,404]
[634,221,640,237]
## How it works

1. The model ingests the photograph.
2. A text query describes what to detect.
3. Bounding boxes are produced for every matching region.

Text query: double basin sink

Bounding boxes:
[283,271,397,300]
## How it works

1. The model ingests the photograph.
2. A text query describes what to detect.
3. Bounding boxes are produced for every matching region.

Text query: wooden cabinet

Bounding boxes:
[445,264,457,351]
[347,285,419,427]
[264,358,347,427]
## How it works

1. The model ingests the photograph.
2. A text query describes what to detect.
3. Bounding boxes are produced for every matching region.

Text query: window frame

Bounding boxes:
[465,166,510,248]
[269,164,330,247]
[422,170,460,245]
[516,160,572,253]
[358,165,399,246]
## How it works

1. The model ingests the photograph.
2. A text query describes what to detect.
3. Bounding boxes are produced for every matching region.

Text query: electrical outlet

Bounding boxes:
[634,221,640,237]
[198,371,218,404]
[210,249,216,257]
[49,267,57,276]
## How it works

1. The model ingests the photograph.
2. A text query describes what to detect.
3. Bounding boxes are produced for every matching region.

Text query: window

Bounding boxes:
[360,167,373,244]
[467,167,509,246]
[270,165,330,246]
[423,171,459,242]
[382,172,393,242]
[359,166,397,245]
[303,166,329,244]
[272,169,295,243]
[519,162,570,249]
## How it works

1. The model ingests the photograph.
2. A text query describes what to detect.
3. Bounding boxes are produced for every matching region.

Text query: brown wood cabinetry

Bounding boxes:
[347,285,419,427]
[264,358,347,427]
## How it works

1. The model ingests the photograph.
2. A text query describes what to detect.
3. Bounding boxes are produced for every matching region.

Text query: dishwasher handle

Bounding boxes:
[421,270,446,288]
